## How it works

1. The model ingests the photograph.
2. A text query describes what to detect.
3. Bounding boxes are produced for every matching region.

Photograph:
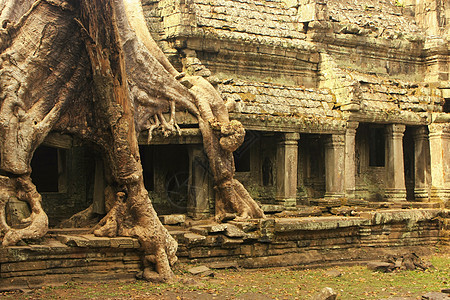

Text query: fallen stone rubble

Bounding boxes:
[367,252,434,272]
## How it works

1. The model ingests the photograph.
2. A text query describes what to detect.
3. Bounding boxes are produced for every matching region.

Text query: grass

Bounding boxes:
[1,252,449,299]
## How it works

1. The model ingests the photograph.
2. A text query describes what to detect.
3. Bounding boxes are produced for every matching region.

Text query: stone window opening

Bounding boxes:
[234,132,257,173]
[234,150,250,172]
[369,127,385,167]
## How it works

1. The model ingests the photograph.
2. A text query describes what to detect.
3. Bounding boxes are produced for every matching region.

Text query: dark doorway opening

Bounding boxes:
[31,146,61,193]
[369,127,385,167]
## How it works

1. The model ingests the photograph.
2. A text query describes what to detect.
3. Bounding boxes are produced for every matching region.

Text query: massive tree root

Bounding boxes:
[182,76,265,220]
[93,182,177,282]
[0,175,48,246]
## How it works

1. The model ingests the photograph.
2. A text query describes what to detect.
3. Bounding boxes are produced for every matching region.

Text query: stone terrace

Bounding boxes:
[1,209,448,290]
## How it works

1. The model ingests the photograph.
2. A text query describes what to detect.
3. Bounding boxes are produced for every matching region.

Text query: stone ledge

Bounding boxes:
[274,216,370,232]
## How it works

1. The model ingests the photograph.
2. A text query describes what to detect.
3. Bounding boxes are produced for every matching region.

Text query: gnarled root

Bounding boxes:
[215,178,264,221]
[0,175,48,246]
[58,204,102,228]
[214,120,245,153]
[93,180,177,282]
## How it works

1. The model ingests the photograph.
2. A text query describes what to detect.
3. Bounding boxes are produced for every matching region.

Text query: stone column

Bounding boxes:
[344,122,359,199]
[385,124,407,202]
[324,134,345,199]
[428,123,450,204]
[413,127,430,201]
[276,132,300,207]
[187,145,213,219]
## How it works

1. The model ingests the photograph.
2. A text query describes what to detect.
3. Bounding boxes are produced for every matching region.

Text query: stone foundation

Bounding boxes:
[1,209,447,291]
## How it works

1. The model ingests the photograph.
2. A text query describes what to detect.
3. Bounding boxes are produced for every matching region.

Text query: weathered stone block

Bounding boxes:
[110,237,139,248]
[159,214,186,225]
[184,233,206,245]
[168,230,188,242]
[224,225,246,238]
[281,0,299,8]
[274,217,369,232]
[188,265,211,275]
[227,220,258,232]
[367,261,393,272]
[298,3,317,23]
[190,226,208,236]
[80,235,111,248]
[421,292,450,300]
[192,224,228,234]
[312,287,337,300]
[261,204,285,213]
[218,236,244,247]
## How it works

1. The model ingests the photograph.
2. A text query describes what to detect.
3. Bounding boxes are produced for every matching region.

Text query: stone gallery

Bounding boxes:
[0,0,449,289]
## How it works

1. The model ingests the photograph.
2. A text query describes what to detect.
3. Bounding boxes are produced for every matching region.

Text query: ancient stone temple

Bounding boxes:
[136,0,450,213]
[1,0,449,289]
[16,0,449,224]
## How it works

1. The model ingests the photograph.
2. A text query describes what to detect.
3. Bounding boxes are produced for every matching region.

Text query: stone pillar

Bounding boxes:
[385,124,407,202]
[324,134,345,199]
[276,132,300,207]
[344,122,359,199]
[413,127,431,201]
[187,145,213,219]
[428,123,450,204]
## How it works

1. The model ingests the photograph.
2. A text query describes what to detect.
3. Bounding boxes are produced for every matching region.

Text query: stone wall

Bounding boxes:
[1,209,446,290]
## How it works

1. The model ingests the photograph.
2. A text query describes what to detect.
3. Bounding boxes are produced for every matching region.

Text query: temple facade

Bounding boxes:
[26,0,450,224]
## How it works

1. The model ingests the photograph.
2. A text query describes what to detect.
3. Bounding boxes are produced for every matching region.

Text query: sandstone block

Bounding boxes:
[324,269,342,277]
[225,224,246,238]
[312,287,337,300]
[188,265,213,277]
[159,214,186,225]
[421,292,450,300]
[367,261,393,272]
[218,236,244,247]
[200,224,228,233]
[227,220,258,232]
[110,237,139,248]
[281,0,298,8]
[184,233,206,245]
[80,234,111,248]
[261,204,285,213]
